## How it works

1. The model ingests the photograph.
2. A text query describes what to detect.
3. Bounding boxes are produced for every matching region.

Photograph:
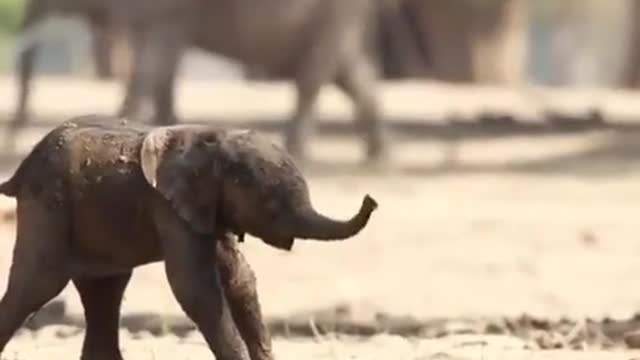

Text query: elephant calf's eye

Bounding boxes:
[200,134,217,146]
[166,136,179,151]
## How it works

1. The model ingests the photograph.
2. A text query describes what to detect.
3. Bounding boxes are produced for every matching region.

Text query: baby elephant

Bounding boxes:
[0,115,378,360]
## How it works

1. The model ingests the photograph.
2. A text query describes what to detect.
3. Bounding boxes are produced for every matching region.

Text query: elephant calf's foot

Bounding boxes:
[80,351,124,360]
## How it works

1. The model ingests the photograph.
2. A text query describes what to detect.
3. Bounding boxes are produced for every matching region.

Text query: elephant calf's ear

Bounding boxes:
[140,128,215,235]
[141,128,171,188]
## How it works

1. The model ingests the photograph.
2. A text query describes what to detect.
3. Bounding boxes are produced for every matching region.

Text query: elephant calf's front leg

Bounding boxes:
[154,204,249,360]
[164,241,249,359]
[217,235,274,360]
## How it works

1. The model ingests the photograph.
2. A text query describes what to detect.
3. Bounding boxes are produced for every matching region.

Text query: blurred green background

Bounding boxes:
[0,0,23,70]
[0,0,23,34]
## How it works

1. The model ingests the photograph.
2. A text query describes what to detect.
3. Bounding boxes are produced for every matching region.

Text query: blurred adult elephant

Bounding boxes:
[241,0,431,80]
[384,0,529,84]
[0,114,378,360]
[116,0,389,164]
[242,0,530,85]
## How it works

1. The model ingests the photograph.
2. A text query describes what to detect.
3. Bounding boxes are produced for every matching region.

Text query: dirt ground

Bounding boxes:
[5,326,640,360]
[2,76,640,358]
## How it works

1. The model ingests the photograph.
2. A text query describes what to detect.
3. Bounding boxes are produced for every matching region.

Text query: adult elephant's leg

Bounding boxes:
[334,56,388,164]
[87,14,115,80]
[285,76,322,161]
[217,235,274,360]
[0,198,70,353]
[153,204,249,360]
[150,24,184,126]
[73,272,132,360]
[12,44,36,131]
[117,27,149,122]
[7,0,43,147]
[285,17,343,161]
[118,20,185,125]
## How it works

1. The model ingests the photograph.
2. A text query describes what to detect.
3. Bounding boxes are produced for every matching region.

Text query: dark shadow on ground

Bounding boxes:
[0,110,615,141]
[0,112,640,179]
[23,300,640,350]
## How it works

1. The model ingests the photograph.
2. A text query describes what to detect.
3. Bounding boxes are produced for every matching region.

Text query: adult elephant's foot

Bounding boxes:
[116,106,148,125]
[154,114,179,126]
[362,132,392,169]
[2,123,23,155]
[362,151,394,174]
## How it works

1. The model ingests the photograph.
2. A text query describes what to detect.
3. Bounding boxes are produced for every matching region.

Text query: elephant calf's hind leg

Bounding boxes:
[0,264,69,353]
[0,199,70,354]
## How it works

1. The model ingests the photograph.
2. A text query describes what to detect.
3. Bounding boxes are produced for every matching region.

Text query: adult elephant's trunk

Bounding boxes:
[293,195,378,240]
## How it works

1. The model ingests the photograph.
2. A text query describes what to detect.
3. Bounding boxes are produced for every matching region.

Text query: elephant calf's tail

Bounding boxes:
[0,177,19,197]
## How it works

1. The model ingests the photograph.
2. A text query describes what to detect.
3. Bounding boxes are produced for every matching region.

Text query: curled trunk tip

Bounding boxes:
[295,193,379,241]
[362,194,378,213]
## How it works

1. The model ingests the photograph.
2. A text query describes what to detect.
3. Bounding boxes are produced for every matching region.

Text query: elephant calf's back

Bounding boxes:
[4,117,164,274]
[62,123,163,269]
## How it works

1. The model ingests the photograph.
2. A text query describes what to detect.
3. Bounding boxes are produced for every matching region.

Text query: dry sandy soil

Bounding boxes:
[5,327,640,360]
[1,77,640,358]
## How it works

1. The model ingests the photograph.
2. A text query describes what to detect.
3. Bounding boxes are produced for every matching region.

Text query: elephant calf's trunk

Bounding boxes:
[296,195,378,241]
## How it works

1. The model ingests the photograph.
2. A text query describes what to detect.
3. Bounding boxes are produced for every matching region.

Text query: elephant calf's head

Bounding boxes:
[140,126,379,251]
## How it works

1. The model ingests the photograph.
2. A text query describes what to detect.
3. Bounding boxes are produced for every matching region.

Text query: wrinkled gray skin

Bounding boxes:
[0,115,378,360]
